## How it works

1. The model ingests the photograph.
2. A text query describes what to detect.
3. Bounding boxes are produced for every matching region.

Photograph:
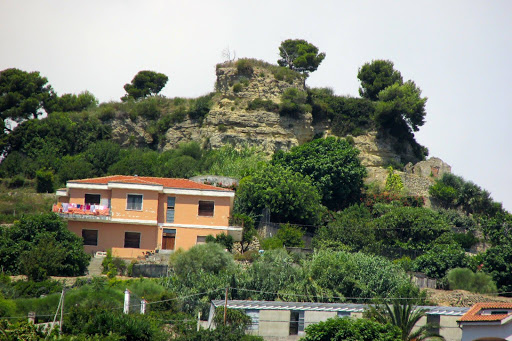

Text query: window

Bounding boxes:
[289,310,304,335]
[198,201,214,217]
[337,311,350,317]
[126,194,143,210]
[245,309,259,331]
[85,194,101,205]
[124,232,141,248]
[166,197,175,223]
[491,311,509,315]
[196,236,206,244]
[82,229,98,246]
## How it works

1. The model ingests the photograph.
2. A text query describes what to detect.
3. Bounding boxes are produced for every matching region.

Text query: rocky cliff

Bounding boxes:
[109,63,450,202]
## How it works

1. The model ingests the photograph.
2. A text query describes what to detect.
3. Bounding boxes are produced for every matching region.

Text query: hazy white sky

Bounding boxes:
[1,0,511,211]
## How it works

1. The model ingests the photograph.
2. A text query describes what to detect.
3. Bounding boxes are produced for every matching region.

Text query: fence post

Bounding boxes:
[124,289,130,314]
[140,299,147,315]
[28,311,36,324]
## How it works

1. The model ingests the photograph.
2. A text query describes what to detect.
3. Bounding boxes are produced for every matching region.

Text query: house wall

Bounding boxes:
[258,310,291,338]
[174,195,231,226]
[461,323,512,341]
[68,189,111,205]
[439,316,463,341]
[156,226,227,250]
[304,311,337,329]
[68,221,159,256]
[110,188,159,221]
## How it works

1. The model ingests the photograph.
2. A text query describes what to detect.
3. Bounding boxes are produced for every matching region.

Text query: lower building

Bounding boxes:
[458,303,512,341]
[208,300,468,341]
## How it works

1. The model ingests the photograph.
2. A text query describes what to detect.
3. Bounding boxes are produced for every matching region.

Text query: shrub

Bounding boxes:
[232,82,243,93]
[8,175,26,188]
[234,250,259,262]
[135,98,160,120]
[247,98,279,112]
[188,94,213,122]
[270,66,302,84]
[63,306,166,340]
[276,224,305,247]
[218,124,227,132]
[169,242,235,277]
[302,317,401,341]
[384,166,404,193]
[206,233,234,252]
[447,268,497,294]
[279,87,310,118]
[35,169,54,193]
[259,237,284,250]
[236,59,254,76]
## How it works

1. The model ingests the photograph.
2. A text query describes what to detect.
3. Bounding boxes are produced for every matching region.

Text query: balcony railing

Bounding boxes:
[53,204,111,221]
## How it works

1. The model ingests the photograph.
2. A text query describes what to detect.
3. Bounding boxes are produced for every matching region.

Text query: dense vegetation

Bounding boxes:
[1,40,512,339]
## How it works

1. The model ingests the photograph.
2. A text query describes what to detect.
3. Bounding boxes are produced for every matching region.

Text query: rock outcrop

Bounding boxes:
[108,63,449,204]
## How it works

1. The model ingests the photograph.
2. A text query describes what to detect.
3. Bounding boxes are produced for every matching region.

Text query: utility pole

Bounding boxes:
[223,286,229,325]
[59,288,65,332]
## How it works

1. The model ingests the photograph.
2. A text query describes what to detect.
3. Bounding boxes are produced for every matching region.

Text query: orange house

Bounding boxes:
[54,175,240,258]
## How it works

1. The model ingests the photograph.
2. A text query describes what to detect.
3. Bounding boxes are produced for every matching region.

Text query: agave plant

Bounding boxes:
[365,301,445,341]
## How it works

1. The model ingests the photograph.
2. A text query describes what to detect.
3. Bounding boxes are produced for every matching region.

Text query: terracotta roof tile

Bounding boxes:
[69,175,233,192]
[459,303,512,322]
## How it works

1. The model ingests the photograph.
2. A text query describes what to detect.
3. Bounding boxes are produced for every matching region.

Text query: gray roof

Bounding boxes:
[211,300,469,316]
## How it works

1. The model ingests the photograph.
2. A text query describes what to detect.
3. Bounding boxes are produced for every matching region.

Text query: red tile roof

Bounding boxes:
[68,175,233,192]
[459,303,512,322]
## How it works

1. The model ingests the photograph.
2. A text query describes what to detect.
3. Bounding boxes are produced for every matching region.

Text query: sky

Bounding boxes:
[1,0,511,211]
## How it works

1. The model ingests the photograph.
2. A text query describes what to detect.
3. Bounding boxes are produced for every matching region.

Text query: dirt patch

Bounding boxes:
[426,288,512,307]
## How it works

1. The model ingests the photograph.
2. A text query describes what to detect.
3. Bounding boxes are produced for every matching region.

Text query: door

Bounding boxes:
[162,228,176,250]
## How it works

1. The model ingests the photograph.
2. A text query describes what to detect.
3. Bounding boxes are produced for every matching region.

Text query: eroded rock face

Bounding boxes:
[352,131,416,168]
[404,157,452,179]
[110,117,154,147]
[161,66,317,153]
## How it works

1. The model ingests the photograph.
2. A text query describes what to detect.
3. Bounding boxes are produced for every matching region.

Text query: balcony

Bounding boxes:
[53,204,111,221]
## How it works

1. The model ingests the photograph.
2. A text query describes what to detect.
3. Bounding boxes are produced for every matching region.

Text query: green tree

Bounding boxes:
[236,248,301,301]
[230,213,257,253]
[375,81,427,137]
[0,68,54,132]
[365,301,444,341]
[412,244,468,280]
[358,60,403,101]
[293,250,418,302]
[57,155,95,184]
[313,204,373,252]
[83,140,121,176]
[0,213,90,278]
[46,91,98,113]
[108,149,160,176]
[19,235,67,281]
[277,39,326,77]
[371,207,451,253]
[301,316,401,341]
[482,244,512,293]
[121,70,168,101]
[272,137,367,210]
[236,163,323,225]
